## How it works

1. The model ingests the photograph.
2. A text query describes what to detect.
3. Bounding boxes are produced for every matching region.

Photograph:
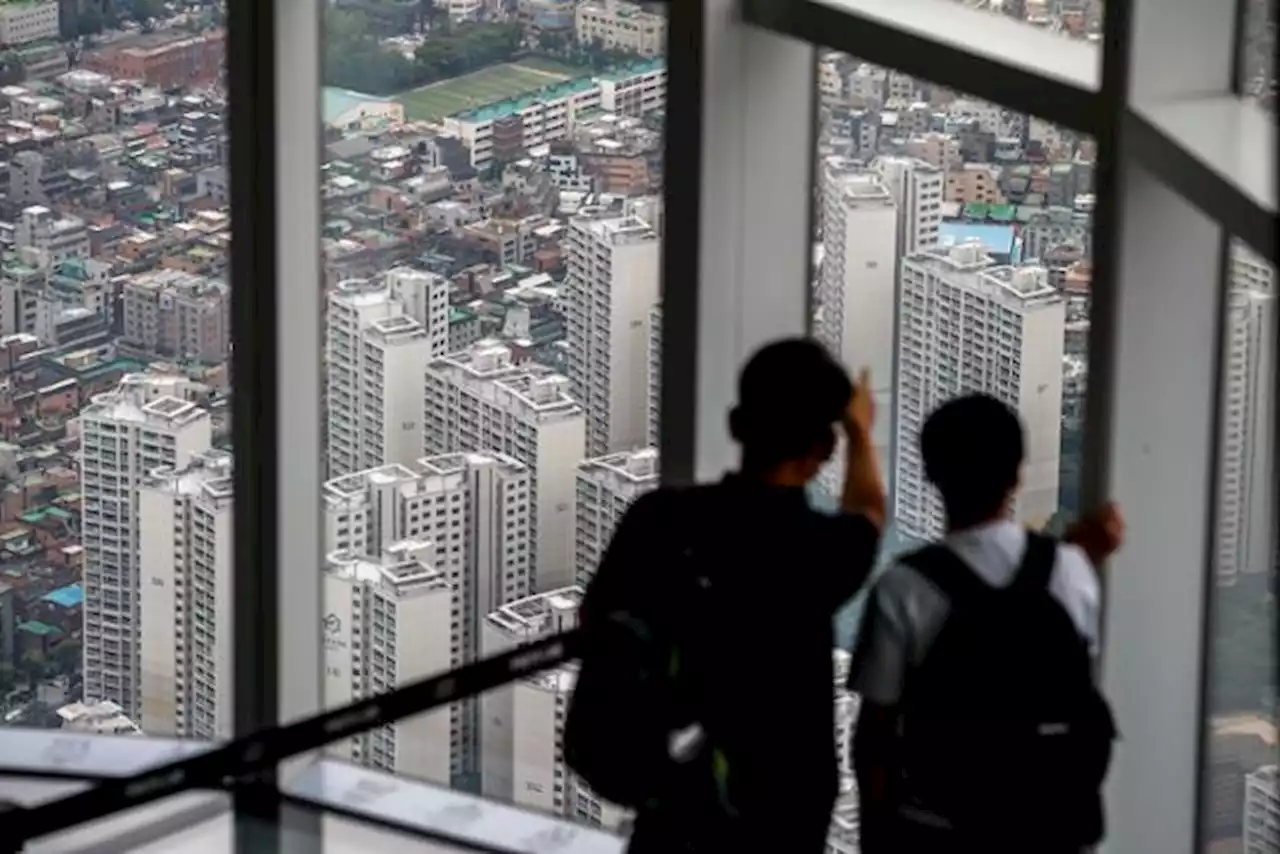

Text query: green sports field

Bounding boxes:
[397,61,588,121]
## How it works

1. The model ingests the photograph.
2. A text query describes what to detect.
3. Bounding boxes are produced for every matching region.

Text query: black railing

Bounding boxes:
[2,631,579,849]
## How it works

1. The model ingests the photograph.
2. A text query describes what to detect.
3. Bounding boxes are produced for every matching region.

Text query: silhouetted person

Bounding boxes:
[568,338,886,853]
[850,393,1122,854]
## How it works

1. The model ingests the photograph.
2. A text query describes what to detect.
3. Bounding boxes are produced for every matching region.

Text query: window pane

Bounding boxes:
[1241,0,1275,110]
[0,6,228,747]
[813,45,1095,851]
[1200,242,1277,854]
[967,0,1104,38]
[319,0,665,832]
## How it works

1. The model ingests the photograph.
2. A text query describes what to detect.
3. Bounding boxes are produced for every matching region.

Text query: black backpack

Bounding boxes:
[565,489,724,812]
[895,533,1116,846]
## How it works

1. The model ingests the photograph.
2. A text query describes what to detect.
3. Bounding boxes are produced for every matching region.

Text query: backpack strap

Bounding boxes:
[901,543,993,607]
[1009,531,1058,595]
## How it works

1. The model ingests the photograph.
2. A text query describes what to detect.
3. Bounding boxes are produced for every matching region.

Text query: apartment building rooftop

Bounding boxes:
[432,341,581,416]
[907,241,1059,305]
[326,539,451,591]
[417,451,527,477]
[82,374,208,426]
[570,208,658,244]
[571,112,662,157]
[579,448,658,483]
[486,586,583,637]
[331,277,393,307]
[124,269,228,303]
[366,313,425,341]
[143,449,233,500]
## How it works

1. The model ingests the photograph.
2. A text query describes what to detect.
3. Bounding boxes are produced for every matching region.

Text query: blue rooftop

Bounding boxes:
[323,87,395,124]
[938,221,1022,264]
[41,584,84,609]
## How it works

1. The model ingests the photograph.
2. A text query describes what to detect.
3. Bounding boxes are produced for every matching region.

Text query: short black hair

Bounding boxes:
[920,393,1024,525]
[729,338,852,465]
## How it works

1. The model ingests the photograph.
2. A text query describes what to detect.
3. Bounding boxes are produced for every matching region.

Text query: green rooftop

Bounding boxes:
[456,58,666,124]
[456,75,598,123]
[20,507,73,524]
[18,620,61,638]
[988,204,1016,222]
[596,57,665,83]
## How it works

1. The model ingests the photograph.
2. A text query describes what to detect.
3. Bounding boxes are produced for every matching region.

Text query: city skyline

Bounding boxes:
[0,1,1272,853]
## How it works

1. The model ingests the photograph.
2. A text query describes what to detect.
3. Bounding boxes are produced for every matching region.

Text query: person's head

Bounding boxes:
[920,393,1024,528]
[729,338,852,484]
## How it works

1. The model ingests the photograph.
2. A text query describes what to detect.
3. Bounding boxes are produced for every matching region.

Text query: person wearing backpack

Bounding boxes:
[567,337,887,853]
[849,393,1124,854]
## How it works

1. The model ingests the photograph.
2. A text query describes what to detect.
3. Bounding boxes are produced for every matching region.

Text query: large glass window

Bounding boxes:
[317,0,666,833]
[1241,0,1275,110]
[1200,242,1277,854]
[0,2,229,743]
[1198,6,1277,850]
[814,36,1096,854]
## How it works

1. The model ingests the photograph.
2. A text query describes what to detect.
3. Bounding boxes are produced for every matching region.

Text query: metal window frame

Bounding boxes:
[730,4,1275,854]
[4,0,1273,852]
[228,0,324,848]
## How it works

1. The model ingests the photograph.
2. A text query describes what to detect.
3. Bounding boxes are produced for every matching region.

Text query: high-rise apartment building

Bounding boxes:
[325,269,449,478]
[120,270,231,364]
[1244,765,1279,854]
[1215,245,1276,586]
[324,453,532,664]
[895,242,1065,540]
[574,448,659,586]
[138,450,234,740]
[870,156,944,256]
[324,453,532,783]
[574,0,667,58]
[829,649,861,854]
[80,374,213,715]
[323,540,454,785]
[647,303,661,449]
[817,160,898,489]
[478,587,583,807]
[424,342,585,592]
[565,199,661,457]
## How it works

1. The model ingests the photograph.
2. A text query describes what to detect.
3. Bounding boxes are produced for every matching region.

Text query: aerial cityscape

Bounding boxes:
[0,0,1272,852]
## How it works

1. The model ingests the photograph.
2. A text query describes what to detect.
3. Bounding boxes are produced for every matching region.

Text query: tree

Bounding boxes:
[131,0,161,25]
[537,30,569,55]
[52,642,82,677]
[79,7,105,36]
[0,52,25,86]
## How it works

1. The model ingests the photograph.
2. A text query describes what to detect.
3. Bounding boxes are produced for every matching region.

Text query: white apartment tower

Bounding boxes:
[326,269,449,478]
[324,454,532,665]
[829,649,861,854]
[870,156,944,256]
[1215,246,1276,586]
[324,453,532,783]
[565,200,661,457]
[895,242,1065,540]
[817,160,898,490]
[1243,765,1279,854]
[478,588,583,807]
[574,448,659,586]
[138,450,234,740]
[647,303,661,449]
[424,342,586,591]
[80,374,213,716]
[324,540,454,785]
